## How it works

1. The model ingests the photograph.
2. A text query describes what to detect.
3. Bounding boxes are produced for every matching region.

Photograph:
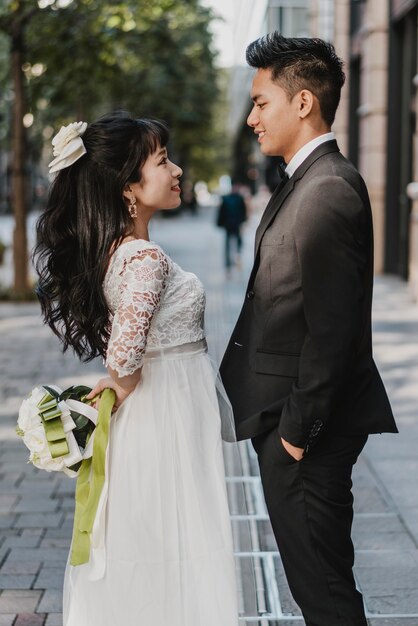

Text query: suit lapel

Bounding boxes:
[254,178,294,252]
[254,140,340,257]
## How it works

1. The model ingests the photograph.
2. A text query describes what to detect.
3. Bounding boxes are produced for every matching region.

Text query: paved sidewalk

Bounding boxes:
[0,207,417,625]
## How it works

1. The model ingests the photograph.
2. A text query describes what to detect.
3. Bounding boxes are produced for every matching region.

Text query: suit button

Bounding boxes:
[311,419,323,437]
[246,290,255,300]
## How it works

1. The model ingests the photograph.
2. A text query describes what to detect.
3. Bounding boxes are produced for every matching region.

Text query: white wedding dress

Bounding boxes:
[63,239,239,626]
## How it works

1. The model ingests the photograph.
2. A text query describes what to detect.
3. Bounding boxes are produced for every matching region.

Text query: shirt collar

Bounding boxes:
[285,132,335,178]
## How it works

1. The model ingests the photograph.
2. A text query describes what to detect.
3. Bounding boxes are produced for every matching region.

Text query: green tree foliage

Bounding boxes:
[18,0,224,179]
[0,0,227,294]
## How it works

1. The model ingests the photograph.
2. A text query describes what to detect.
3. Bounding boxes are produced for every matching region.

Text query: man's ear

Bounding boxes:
[298,89,314,118]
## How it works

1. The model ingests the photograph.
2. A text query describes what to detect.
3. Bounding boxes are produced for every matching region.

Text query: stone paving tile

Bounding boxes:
[54,497,74,513]
[0,463,31,473]
[16,476,56,486]
[0,574,36,589]
[0,547,10,569]
[13,500,59,514]
[44,614,62,626]
[38,539,69,550]
[0,459,29,470]
[36,590,62,613]
[14,614,46,626]
[0,590,42,613]
[60,515,73,529]
[241,621,304,625]
[352,459,393,515]
[366,421,418,460]
[0,529,20,541]
[0,496,18,514]
[2,535,42,549]
[355,550,418,614]
[366,590,418,614]
[352,513,417,550]
[0,515,17,529]
[20,530,44,540]
[41,530,70,541]
[369,459,418,512]
[5,548,68,564]
[401,507,418,545]
[0,475,25,488]
[1,560,41,575]
[13,490,56,502]
[53,482,75,497]
[34,567,65,591]
[14,513,64,530]
[2,444,36,456]
[355,549,418,587]
[368,621,418,626]
[0,615,16,626]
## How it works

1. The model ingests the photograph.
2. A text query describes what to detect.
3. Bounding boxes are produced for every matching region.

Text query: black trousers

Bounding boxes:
[252,427,368,626]
[225,228,242,268]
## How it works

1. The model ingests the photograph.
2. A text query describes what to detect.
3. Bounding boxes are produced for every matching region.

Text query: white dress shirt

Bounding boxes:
[285,132,335,178]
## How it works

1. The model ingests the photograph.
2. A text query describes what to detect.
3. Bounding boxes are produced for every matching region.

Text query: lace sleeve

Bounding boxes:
[105,246,170,377]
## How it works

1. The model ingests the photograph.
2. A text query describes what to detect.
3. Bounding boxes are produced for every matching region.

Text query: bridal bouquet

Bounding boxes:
[17,384,98,477]
[17,383,115,568]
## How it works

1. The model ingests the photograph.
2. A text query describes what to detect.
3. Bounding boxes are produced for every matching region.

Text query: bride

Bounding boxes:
[35,113,239,626]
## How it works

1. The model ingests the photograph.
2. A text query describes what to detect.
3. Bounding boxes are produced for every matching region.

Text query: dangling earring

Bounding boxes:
[128,195,137,218]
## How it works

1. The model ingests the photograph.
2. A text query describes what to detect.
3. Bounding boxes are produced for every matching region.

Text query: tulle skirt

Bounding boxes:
[63,340,239,626]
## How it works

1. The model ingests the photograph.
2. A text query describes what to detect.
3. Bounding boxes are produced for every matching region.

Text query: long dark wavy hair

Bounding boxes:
[35,112,169,362]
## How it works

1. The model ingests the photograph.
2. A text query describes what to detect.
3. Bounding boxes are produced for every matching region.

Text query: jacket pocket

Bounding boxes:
[254,350,299,378]
[261,232,285,247]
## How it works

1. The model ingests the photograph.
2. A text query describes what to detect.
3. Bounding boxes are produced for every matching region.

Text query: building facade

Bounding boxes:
[320,0,418,289]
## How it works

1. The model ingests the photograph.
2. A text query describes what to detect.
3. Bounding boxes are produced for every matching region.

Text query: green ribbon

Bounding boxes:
[70,388,115,566]
[38,392,69,459]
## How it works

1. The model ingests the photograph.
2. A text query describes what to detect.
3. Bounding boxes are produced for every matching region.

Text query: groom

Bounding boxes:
[220,33,397,626]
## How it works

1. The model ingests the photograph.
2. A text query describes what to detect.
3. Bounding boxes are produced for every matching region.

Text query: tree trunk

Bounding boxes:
[11,7,29,296]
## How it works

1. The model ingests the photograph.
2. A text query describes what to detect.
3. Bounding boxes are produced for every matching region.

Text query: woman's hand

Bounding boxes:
[86,377,136,410]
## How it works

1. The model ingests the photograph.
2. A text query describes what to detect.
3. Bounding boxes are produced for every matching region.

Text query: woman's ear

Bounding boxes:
[122,184,133,203]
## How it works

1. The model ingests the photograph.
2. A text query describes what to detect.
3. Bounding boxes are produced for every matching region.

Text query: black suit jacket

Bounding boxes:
[220,140,397,448]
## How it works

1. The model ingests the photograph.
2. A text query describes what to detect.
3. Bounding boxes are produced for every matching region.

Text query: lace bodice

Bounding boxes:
[103,240,206,377]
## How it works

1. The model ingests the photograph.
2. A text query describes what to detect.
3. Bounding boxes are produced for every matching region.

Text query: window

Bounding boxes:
[350,0,366,35]
[267,1,310,37]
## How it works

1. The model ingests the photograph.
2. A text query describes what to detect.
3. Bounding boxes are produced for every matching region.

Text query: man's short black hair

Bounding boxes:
[246,32,345,127]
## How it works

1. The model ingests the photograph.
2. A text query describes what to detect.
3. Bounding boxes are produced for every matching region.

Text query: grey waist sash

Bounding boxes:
[144,338,208,361]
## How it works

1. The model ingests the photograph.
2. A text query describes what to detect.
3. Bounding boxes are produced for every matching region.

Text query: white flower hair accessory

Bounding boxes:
[48,121,88,174]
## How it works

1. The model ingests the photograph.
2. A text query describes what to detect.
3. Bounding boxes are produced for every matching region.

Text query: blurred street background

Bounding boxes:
[0,0,418,625]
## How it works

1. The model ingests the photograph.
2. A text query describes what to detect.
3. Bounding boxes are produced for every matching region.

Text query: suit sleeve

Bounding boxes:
[278,175,370,448]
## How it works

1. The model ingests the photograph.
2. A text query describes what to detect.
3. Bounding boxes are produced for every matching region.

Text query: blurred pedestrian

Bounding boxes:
[216,182,247,272]
[35,112,239,626]
[220,33,397,626]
